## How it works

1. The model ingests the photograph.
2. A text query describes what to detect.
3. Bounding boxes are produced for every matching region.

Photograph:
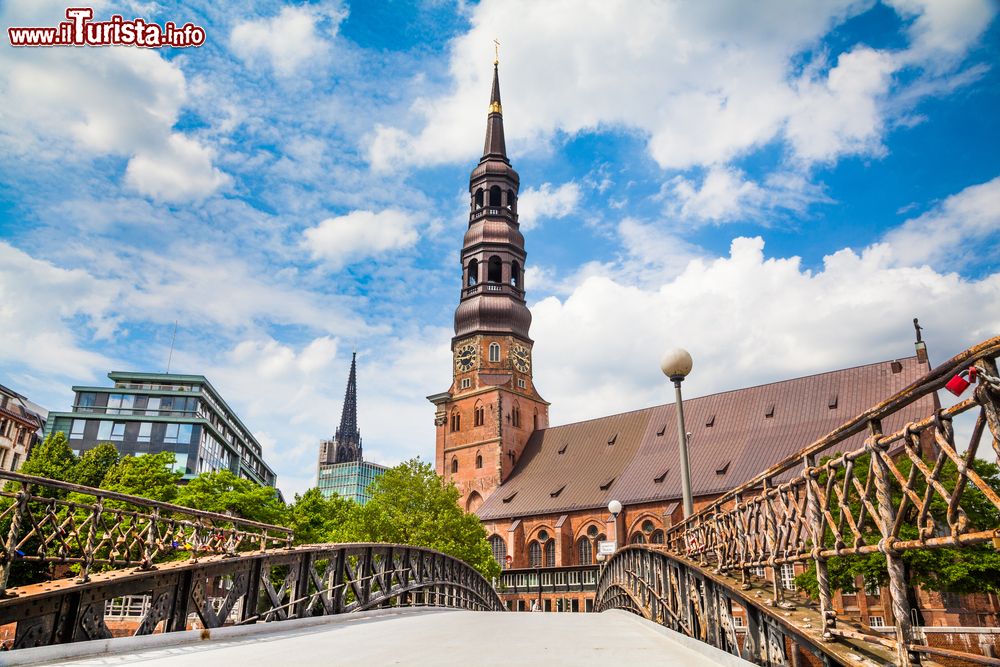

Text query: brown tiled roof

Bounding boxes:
[477,356,934,520]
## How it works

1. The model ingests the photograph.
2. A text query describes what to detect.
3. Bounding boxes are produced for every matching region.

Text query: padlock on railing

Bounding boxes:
[945,366,978,396]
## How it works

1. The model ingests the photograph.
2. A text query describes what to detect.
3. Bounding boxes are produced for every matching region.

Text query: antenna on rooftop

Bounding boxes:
[165,320,178,374]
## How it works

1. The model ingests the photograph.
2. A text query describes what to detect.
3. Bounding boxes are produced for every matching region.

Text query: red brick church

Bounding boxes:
[427,62,998,632]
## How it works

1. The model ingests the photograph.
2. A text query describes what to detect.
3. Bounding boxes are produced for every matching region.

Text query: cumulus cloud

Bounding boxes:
[229,4,347,77]
[303,209,420,270]
[530,235,1000,427]
[368,1,992,172]
[883,176,1000,269]
[517,182,581,231]
[0,3,228,201]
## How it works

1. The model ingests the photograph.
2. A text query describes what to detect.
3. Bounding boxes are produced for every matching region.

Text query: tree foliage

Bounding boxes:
[795,453,1000,600]
[175,470,285,525]
[285,487,355,545]
[351,459,500,580]
[71,443,120,488]
[17,431,77,497]
[100,452,181,503]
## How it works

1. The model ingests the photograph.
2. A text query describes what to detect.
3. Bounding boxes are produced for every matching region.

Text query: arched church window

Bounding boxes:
[450,410,461,432]
[475,452,483,468]
[489,185,502,207]
[510,260,520,288]
[487,255,502,282]
[544,539,555,567]
[533,409,539,430]
[650,529,665,544]
[489,342,500,362]
[630,532,645,545]
[528,541,542,568]
[490,535,507,568]
[474,402,485,427]
[475,188,484,208]
[467,258,478,286]
[507,189,516,211]
[451,457,458,474]
[512,402,521,428]
[577,537,592,565]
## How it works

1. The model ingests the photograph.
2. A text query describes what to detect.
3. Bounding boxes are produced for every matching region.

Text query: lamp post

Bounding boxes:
[661,348,694,518]
[608,499,622,549]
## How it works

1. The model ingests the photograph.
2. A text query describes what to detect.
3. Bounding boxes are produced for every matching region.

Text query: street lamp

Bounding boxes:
[661,348,694,518]
[608,499,622,549]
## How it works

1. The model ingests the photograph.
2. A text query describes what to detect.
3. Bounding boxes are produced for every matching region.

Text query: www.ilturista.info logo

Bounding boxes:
[8,7,206,48]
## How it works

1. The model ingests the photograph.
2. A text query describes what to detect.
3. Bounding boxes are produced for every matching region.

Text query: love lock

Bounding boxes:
[945,366,978,396]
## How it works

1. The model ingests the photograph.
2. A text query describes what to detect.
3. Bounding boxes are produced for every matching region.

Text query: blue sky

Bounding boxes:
[1,0,998,498]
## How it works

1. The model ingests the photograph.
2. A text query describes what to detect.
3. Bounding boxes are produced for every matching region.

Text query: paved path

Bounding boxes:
[9,609,752,666]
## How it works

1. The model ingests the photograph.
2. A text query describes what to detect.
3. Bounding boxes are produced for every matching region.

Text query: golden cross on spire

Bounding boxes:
[493,38,500,65]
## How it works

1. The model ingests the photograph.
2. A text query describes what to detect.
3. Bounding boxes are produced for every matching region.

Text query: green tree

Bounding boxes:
[17,431,77,496]
[353,459,500,580]
[71,443,120,488]
[285,487,356,545]
[175,470,285,525]
[100,452,181,502]
[795,454,1000,602]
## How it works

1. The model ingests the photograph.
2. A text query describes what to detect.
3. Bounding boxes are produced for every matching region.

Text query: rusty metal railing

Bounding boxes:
[598,336,1000,666]
[0,470,293,596]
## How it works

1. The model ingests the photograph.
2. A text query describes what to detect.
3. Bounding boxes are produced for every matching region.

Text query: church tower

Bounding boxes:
[428,61,549,514]
[320,352,362,465]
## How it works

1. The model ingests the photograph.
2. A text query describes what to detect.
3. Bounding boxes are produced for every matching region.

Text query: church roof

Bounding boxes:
[476,355,934,520]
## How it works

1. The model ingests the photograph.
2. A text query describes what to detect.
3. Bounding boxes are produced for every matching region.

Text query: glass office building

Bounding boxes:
[46,371,277,488]
[317,460,387,504]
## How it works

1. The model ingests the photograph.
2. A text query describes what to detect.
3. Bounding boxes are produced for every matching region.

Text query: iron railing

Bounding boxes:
[597,336,1000,666]
[0,469,293,595]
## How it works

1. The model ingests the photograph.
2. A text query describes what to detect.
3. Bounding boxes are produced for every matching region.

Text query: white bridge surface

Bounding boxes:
[8,608,753,666]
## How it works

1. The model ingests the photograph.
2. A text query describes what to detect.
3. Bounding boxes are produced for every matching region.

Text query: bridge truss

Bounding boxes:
[0,471,503,650]
[596,336,1000,666]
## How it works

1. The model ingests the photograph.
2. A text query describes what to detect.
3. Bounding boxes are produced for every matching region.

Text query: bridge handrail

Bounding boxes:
[0,469,293,595]
[607,336,1000,666]
[669,334,1000,534]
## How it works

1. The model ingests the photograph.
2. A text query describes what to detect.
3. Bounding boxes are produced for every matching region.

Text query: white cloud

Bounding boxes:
[530,235,1000,427]
[0,2,228,201]
[888,0,997,65]
[303,209,420,270]
[883,176,1000,269]
[230,4,347,77]
[517,182,581,231]
[368,1,991,172]
[786,47,898,163]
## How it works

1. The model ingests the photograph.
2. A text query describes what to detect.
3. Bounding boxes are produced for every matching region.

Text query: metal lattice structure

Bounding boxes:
[0,542,503,649]
[596,336,1000,666]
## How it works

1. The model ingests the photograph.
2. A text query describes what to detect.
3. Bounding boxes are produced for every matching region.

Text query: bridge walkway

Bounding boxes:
[6,608,751,666]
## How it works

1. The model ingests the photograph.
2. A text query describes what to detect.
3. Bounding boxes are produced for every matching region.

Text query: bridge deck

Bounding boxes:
[9,608,751,666]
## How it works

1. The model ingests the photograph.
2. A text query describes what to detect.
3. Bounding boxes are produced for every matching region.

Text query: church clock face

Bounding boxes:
[511,344,530,373]
[455,343,478,372]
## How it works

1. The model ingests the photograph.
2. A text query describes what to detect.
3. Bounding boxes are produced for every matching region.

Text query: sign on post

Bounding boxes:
[597,540,617,555]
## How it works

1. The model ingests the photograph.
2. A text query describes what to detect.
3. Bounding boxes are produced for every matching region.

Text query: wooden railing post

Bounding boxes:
[870,418,919,666]
[804,453,835,638]
[0,481,30,597]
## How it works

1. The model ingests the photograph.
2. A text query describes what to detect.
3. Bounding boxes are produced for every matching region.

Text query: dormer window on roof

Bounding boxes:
[705,414,715,427]
[599,476,615,491]
[550,485,565,498]
[502,491,517,503]
[654,469,669,484]
[656,425,666,436]
[828,394,838,409]
[765,403,775,418]
[558,443,568,454]
[716,461,731,475]
[607,434,617,446]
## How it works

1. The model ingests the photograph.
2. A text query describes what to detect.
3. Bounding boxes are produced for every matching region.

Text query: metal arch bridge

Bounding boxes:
[0,336,997,666]
[595,336,1000,667]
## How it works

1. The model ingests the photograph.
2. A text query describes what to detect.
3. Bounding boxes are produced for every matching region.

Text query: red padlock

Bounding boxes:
[945,367,977,396]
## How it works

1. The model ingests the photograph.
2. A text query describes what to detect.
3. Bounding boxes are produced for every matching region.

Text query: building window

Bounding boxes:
[578,537,592,565]
[110,422,126,442]
[145,397,160,416]
[474,403,485,427]
[460,378,471,389]
[490,535,507,567]
[96,420,113,441]
[450,410,461,432]
[475,188,484,208]
[863,576,880,596]
[488,342,500,362]
[164,423,192,445]
[489,185,502,207]
[642,520,656,534]
[650,530,665,544]
[517,378,526,389]
[528,541,542,568]
[630,533,645,544]
[868,616,885,628]
[587,525,599,538]
[544,539,555,567]
[137,422,152,443]
[475,453,483,469]
[107,394,134,415]
[780,563,796,591]
[512,403,521,428]
[70,419,86,440]
[77,392,97,412]
[451,457,458,474]
[467,258,479,286]
[510,260,520,288]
